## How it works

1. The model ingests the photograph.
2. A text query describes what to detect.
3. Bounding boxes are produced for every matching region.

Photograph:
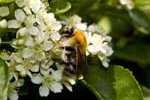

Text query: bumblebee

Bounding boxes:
[53,26,87,78]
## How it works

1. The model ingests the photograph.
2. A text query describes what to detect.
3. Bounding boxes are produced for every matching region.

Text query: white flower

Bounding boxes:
[8,20,21,28]
[22,48,34,58]
[23,7,32,14]
[63,82,72,92]
[30,63,39,72]
[27,26,39,36]
[24,36,34,46]
[76,23,87,30]
[15,9,26,22]
[49,82,63,93]
[15,0,25,7]
[7,79,24,100]
[0,19,7,28]
[50,32,61,42]
[16,64,24,71]
[31,74,42,84]
[24,15,36,26]
[0,6,9,17]
[51,70,63,81]
[30,0,42,13]
[8,89,18,100]
[42,41,54,51]
[35,51,46,61]
[40,68,51,76]
[16,27,27,38]
[39,85,50,97]
[11,52,22,63]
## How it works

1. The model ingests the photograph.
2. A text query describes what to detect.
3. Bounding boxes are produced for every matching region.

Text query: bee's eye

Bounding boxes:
[66,28,73,35]
[62,27,74,35]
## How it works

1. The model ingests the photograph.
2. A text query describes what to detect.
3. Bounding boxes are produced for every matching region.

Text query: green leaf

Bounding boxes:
[113,41,150,65]
[0,0,14,3]
[80,80,104,100]
[49,0,71,15]
[128,9,150,34]
[84,61,143,100]
[141,86,150,100]
[134,0,150,6]
[0,58,9,100]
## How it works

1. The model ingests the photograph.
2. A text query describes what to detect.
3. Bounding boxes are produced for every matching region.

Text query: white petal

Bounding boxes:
[39,85,49,97]
[76,23,87,30]
[15,0,25,7]
[98,46,107,54]
[30,0,42,13]
[35,32,45,43]
[51,70,62,81]
[40,68,50,76]
[20,70,27,77]
[17,27,27,38]
[55,22,62,31]
[31,74,42,84]
[88,25,96,33]
[47,13,55,20]
[68,79,76,85]
[16,79,24,87]
[102,59,109,68]
[119,0,127,5]
[15,9,26,22]
[25,36,34,46]
[42,41,54,51]
[0,19,7,28]
[22,48,34,58]
[25,15,35,26]
[49,82,63,93]
[63,82,72,92]
[8,89,19,100]
[50,32,61,42]
[8,20,21,28]
[30,64,39,72]
[28,26,39,35]
[88,45,99,54]
[11,52,22,63]
[91,34,103,45]
[0,6,9,17]
[23,7,32,14]
[35,52,46,61]
[16,64,24,71]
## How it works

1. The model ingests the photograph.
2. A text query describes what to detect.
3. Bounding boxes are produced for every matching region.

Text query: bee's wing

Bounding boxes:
[75,46,86,78]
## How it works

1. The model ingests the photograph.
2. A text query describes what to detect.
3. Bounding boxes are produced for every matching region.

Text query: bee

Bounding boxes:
[53,26,87,78]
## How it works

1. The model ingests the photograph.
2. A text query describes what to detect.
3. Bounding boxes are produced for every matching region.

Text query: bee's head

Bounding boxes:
[61,26,74,36]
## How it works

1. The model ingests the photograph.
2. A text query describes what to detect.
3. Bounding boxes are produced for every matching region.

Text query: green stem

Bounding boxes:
[0,42,11,45]
[80,80,104,100]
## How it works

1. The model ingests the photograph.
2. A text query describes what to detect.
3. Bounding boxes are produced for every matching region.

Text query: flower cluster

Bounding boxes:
[0,0,63,99]
[0,0,113,100]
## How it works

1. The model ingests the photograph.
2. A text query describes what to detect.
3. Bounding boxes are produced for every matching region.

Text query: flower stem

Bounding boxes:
[0,42,11,45]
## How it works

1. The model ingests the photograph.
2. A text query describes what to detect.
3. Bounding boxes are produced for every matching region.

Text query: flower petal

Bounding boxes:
[49,82,63,93]
[39,85,49,97]
[22,48,34,58]
[0,6,9,17]
[8,89,19,100]
[0,19,7,28]
[31,74,42,84]
[8,20,21,28]
[15,9,26,22]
